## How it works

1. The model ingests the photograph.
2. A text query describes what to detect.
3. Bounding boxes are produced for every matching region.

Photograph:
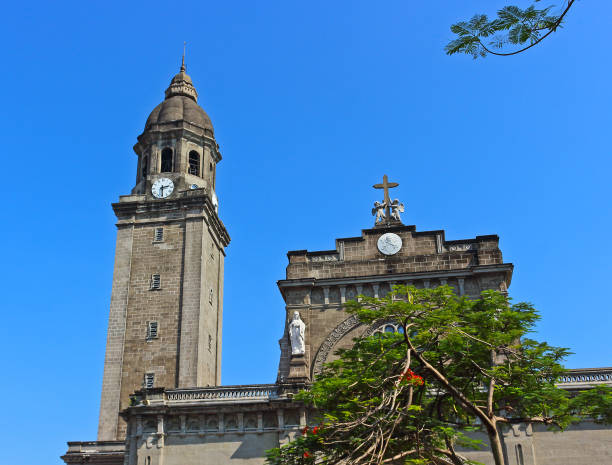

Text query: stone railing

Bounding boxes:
[165,384,279,402]
[556,368,612,389]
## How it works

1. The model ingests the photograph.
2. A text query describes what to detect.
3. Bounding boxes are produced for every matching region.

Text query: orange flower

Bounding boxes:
[401,369,424,386]
[312,426,319,434]
[303,452,311,458]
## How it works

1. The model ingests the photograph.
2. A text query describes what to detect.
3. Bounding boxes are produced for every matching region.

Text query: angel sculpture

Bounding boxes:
[390,199,404,221]
[372,201,386,224]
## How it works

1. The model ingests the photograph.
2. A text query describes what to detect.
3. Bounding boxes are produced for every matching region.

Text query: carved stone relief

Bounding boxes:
[312,315,362,376]
[309,254,339,262]
[448,243,474,252]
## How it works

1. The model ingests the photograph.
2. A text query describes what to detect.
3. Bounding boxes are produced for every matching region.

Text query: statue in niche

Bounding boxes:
[289,311,306,355]
[372,200,387,224]
[390,198,404,221]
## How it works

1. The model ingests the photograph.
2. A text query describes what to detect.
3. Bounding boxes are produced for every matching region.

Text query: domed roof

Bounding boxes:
[145,95,214,132]
[144,62,214,134]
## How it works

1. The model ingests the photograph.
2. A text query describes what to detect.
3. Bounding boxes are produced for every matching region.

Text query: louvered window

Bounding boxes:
[154,227,163,242]
[147,321,158,340]
[151,274,161,290]
[144,373,155,389]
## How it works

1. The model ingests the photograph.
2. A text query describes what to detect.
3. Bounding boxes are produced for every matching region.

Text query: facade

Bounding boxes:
[62,66,612,465]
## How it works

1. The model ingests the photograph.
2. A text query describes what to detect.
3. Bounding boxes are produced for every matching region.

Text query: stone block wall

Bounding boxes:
[277,224,513,382]
[97,191,229,441]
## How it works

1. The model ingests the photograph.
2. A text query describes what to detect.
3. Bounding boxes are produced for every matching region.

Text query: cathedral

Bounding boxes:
[61,63,612,465]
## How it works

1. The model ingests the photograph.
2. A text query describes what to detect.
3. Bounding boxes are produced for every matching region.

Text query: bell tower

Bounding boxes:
[97,61,230,441]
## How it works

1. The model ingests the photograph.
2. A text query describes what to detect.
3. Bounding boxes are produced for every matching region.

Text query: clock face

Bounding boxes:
[377,233,402,256]
[151,178,174,199]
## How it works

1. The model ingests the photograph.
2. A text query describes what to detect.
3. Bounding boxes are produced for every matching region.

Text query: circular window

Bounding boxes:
[372,322,402,336]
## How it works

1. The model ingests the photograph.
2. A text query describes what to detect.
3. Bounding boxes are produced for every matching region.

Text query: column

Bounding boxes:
[277,409,285,430]
[218,413,224,434]
[356,285,363,302]
[323,286,330,305]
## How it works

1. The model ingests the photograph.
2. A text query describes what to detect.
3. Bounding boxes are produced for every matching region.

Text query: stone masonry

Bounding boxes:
[97,64,230,442]
[277,224,513,382]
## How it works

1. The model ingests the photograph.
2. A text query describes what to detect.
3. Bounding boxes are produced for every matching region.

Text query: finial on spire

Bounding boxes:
[181,41,186,72]
[165,42,198,102]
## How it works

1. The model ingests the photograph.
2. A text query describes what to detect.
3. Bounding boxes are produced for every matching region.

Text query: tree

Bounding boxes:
[446,1,575,58]
[266,286,612,465]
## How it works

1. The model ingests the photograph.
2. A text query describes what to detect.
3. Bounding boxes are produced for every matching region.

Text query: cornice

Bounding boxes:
[277,263,514,289]
[112,190,230,247]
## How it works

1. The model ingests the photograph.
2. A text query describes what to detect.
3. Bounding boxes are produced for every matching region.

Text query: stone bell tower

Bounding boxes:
[97,59,230,441]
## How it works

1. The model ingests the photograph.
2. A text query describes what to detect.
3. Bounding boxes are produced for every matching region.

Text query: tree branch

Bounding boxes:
[478,0,575,57]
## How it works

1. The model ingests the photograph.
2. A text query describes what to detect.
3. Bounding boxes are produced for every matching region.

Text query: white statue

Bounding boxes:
[372,200,387,224]
[289,311,306,355]
[390,199,404,221]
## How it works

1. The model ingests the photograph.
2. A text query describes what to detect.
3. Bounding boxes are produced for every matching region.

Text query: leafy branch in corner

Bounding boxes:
[446,1,575,58]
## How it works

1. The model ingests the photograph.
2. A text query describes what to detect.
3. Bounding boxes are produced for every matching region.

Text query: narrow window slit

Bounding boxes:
[161,148,173,172]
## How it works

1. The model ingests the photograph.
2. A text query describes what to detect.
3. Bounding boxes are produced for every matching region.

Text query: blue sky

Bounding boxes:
[1,1,610,463]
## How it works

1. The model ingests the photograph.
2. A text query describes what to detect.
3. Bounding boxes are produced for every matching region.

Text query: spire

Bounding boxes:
[181,41,186,73]
[165,44,198,102]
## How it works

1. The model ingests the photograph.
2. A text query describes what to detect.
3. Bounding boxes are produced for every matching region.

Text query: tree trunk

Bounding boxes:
[486,420,506,465]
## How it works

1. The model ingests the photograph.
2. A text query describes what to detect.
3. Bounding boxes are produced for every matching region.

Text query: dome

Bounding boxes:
[145,95,214,133]
[144,63,214,134]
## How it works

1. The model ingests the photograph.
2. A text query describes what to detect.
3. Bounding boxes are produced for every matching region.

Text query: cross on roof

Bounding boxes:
[373,174,399,218]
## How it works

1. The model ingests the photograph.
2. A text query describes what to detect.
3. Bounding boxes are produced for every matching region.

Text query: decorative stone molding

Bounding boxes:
[448,243,474,252]
[557,368,612,389]
[309,254,339,262]
[164,385,278,402]
[312,315,361,376]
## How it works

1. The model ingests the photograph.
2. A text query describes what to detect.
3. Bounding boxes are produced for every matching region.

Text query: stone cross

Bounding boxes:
[373,174,399,220]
